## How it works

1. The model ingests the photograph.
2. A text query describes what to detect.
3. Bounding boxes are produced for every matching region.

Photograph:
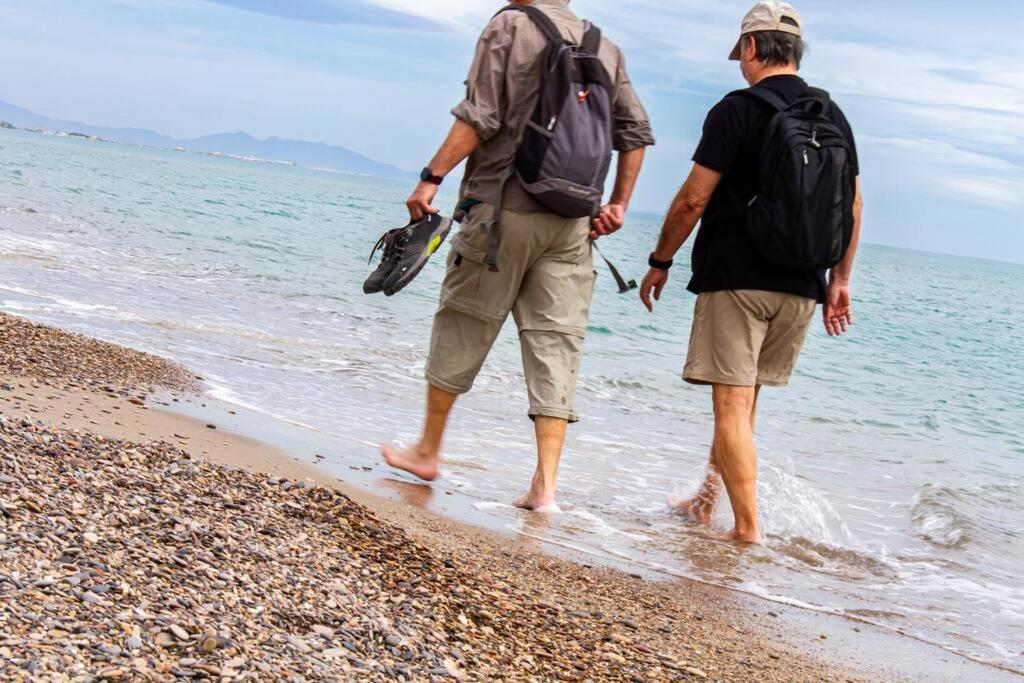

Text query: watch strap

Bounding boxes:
[648,253,674,270]
[420,167,444,185]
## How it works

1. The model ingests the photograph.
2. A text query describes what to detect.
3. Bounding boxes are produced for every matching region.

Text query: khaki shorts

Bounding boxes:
[684,290,816,388]
[426,203,595,422]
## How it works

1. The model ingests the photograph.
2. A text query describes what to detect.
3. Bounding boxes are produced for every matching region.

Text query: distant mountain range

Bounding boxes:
[0,100,415,182]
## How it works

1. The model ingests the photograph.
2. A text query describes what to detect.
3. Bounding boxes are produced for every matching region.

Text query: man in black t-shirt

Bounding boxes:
[639,0,864,543]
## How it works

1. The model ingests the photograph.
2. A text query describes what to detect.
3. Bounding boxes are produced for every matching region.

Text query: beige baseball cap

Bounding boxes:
[728,1,803,61]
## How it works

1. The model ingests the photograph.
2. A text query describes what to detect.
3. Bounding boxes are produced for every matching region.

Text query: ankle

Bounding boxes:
[734,519,760,540]
[530,474,557,494]
[415,442,440,460]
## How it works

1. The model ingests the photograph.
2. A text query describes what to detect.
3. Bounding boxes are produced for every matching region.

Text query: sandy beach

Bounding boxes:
[0,312,1017,682]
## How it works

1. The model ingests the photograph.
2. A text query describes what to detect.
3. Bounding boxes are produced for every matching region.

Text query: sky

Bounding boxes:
[1,0,1022,262]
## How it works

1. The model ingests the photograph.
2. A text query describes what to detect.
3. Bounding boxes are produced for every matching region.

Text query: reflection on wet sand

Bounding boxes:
[377,477,435,509]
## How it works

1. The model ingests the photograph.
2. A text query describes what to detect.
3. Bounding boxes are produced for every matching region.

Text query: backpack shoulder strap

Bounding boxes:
[739,85,789,112]
[496,4,564,44]
[805,86,831,101]
[580,21,602,54]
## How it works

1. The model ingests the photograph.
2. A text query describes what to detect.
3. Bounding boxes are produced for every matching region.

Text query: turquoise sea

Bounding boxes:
[2,129,1022,673]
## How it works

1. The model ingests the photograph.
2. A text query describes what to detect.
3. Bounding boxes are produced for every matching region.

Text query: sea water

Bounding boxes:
[2,129,1022,672]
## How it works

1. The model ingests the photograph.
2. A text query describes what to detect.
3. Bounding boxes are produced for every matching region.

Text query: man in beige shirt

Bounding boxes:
[381,0,654,511]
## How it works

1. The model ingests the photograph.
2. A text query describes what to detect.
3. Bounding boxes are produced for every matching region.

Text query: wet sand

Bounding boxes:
[1,313,1018,681]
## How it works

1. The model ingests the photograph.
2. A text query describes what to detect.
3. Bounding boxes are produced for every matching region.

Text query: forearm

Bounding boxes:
[609,147,645,208]
[426,119,482,176]
[831,179,863,283]
[653,190,703,261]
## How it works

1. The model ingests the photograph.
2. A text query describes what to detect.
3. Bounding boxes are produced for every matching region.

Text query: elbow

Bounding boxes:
[852,193,864,223]
[679,191,710,215]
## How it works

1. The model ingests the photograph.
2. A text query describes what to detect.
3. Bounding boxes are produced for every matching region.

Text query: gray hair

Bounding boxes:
[744,30,805,69]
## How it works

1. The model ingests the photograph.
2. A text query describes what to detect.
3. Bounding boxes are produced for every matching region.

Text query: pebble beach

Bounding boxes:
[9,311,990,681]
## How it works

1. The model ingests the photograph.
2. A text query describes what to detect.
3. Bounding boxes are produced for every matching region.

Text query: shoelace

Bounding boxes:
[367,228,409,265]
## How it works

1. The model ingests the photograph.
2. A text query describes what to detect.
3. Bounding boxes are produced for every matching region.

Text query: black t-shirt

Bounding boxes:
[688,75,859,303]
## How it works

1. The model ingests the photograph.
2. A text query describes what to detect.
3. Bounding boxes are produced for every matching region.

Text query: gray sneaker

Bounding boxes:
[381,214,452,297]
[363,228,404,294]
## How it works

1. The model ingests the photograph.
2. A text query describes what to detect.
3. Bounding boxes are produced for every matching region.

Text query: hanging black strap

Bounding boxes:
[482,167,514,273]
[496,4,564,44]
[591,242,637,294]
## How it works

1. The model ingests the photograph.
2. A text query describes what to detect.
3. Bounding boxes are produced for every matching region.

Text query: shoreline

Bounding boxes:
[1,312,1018,681]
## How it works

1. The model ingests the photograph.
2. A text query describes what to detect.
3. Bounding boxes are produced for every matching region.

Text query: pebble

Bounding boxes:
[0,310,828,682]
[80,591,103,605]
[286,635,311,653]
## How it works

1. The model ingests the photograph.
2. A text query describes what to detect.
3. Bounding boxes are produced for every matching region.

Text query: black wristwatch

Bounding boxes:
[420,167,444,186]
[648,253,674,270]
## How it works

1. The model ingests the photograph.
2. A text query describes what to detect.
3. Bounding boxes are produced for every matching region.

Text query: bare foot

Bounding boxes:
[380,443,439,482]
[513,491,560,513]
[716,527,763,544]
[668,494,715,527]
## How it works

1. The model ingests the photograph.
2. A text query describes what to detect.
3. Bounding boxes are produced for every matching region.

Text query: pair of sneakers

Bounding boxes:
[363,214,453,296]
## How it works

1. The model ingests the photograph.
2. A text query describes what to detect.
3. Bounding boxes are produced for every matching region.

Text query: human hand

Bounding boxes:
[406,181,441,221]
[823,278,853,336]
[590,204,626,240]
[640,267,669,312]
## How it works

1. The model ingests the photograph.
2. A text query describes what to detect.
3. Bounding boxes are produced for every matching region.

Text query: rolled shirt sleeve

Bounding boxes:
[610,49,655,152]
[451,16,516,142]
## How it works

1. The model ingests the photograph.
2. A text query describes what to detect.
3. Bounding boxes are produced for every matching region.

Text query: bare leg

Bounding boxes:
[513,416,566,512]
[674,387,760,526]
[711,384,762,543]
[381,384,456,481]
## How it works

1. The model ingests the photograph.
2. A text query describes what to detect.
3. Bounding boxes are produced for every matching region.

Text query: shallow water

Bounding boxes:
[2,129,1022,672]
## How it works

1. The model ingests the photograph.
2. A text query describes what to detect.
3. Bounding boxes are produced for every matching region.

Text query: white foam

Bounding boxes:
[204,380,321,432]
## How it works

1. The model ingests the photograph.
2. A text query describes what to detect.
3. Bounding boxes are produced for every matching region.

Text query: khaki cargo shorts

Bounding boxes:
[426,203,595,422]
[684,290,816,388]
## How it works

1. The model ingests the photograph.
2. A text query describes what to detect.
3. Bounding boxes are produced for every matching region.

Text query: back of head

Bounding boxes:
[729,1,805,77]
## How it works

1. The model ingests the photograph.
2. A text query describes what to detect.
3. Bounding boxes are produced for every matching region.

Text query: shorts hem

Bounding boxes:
[682,371,757,388]
[529,406,579,424]
[755,376,790,387]
[425,373,471,395]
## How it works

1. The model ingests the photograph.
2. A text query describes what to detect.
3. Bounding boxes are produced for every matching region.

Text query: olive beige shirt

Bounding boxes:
[452,0,655,213]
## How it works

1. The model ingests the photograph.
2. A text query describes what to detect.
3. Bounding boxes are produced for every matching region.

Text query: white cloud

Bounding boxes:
[373,0,496,28]
[942,177,1024,209]
[858,136,1020,172]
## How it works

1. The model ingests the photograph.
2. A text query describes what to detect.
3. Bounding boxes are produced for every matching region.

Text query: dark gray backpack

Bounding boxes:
[483,4,614,271]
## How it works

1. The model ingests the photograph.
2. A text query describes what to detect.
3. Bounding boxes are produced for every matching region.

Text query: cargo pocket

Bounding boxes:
[440,244,482,304]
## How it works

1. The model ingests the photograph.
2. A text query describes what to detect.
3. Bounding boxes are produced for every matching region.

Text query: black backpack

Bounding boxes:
[483,4,614,271]
[741,86,855,270]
